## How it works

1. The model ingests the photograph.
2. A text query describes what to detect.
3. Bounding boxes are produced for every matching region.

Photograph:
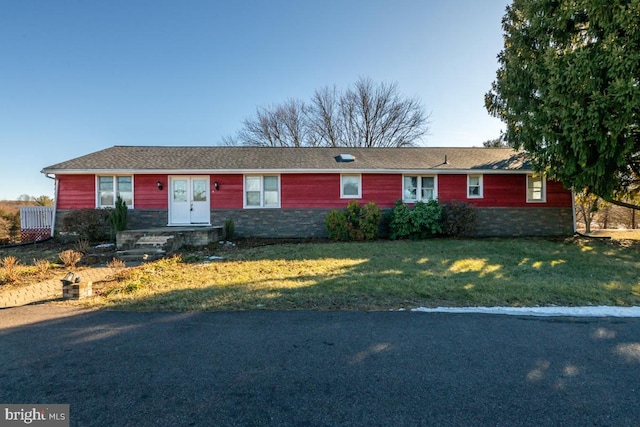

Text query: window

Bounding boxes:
[97,176,133,208]
[527,174,546,202]
[340,174,361,198]
[245,175,280,208]
[403,175,437,202]
[467,175,483,198]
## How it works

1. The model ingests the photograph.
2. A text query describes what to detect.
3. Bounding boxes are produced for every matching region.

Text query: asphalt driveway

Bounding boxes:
[1,305,640,426]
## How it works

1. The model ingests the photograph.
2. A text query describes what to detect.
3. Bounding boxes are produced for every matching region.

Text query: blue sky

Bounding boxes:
[0,0,510,200]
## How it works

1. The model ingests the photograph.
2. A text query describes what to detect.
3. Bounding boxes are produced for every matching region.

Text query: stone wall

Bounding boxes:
[474,207,574,237]
[55,206,575,239]
[126,209,168,229]
[213,207,574,238]
[211,209,333,238]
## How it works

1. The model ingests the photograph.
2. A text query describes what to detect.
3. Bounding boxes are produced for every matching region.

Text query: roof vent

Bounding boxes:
[335,154,355,163]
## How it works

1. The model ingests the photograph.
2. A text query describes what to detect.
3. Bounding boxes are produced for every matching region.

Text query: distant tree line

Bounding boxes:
[0,196,53,244]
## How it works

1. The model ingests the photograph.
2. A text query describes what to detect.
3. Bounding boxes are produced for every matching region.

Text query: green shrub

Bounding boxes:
[61,209,111,242]
[440,200,478,237]
[325,200,382,241]
[108,196,128,239]
[412,200,442,237]
[389,199,442,239]
[326,209,350,241]
[0,211,20,243]
[389,200,413,239]
[224,219,235,240]
[360,202,383,240]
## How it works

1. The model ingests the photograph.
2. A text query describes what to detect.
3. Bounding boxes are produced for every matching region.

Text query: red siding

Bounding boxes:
[281,174,400,208]
[56,172,573,211]
[546,179,574,207]
[437,174,571,208]
[211,174,244,209]
[57,175,95,209]
[134,175,168,209]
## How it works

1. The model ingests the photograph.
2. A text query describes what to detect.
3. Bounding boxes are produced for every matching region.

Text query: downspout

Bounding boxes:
[45,173,58,237]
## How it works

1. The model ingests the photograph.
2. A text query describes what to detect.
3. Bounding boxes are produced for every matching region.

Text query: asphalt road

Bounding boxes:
[1,306,640,426]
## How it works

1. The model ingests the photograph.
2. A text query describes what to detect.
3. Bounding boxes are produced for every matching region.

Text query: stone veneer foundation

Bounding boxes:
[55,206,574,239]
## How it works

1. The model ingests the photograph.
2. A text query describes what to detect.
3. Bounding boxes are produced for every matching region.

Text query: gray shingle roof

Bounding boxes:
[41,145,531,173]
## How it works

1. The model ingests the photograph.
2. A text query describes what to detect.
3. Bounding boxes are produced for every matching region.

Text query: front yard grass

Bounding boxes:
[57,237,640,311]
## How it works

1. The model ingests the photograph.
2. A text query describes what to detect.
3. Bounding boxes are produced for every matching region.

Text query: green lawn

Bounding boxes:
[62,237,640,311]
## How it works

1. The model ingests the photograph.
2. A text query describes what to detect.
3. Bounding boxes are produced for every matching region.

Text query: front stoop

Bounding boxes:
[116,235,174,262]
[115,226,224,262]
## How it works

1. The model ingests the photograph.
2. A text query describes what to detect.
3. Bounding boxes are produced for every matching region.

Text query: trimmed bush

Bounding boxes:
[389,199,442,239]
[388,200,413,239]
[359,201,383,240]
[440,200,478,237]
[61,209,111,242]
[325,200,382,241]
[326,209,350,241]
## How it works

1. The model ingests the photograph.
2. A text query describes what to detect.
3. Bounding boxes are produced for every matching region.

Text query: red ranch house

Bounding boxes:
[41,146,575,237]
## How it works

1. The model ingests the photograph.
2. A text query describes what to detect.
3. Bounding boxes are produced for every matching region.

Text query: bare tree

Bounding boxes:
[343,78,428,147]
[236,99,308,147]
[225,77,430,148]
[575,190,600,233]
[308,86,342,147]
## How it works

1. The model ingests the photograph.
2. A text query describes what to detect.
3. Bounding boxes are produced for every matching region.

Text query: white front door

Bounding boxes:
[169,176,210,225]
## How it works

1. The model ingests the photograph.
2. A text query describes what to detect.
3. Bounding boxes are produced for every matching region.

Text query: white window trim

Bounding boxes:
[402,175,438,202]
[467,174,483,199]
[340,174,362,199]
[243,175,281,208]
[526,174,547,203]
[96,175,134,209]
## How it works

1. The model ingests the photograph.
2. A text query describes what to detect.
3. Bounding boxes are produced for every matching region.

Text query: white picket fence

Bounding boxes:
[19,206,55,241]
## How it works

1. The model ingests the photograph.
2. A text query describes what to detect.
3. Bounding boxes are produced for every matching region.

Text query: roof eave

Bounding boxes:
[41,167,532,175]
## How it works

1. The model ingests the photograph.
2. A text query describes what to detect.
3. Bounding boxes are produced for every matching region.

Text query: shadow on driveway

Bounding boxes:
[1,305,640,426]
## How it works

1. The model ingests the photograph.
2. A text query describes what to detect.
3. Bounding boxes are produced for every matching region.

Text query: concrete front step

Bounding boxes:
[116,247,166,262]
[117,227,224,252]
[136,235,175,247]
[116,235,176,261]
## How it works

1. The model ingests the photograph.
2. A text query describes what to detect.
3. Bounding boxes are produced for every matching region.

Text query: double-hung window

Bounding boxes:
[97,176,133,208]
[245,175,280,208]
[340,174,361,198]
[403,175,437,202]
[527,174,546,202]
[467,175,483,198]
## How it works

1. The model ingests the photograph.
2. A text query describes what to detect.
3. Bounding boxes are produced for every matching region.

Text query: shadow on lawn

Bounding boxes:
[104,238,640,311]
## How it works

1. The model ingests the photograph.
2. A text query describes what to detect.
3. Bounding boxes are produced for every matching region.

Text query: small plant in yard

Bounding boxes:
[1,256,20,283]
[74,239,91,254]
[107,257,128,281]
[224,219,235,240]
[108,196,128,239]
[59,249,83,268]
[33,258,51,279]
